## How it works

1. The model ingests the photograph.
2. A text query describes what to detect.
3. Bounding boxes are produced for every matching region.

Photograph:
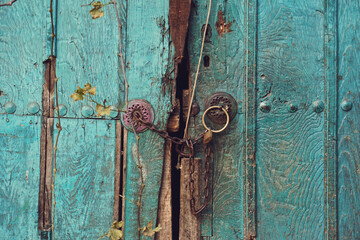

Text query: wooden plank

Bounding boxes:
[0,0,47,115]
[113,120,122,221]
[187,0,245,238]
[122,0,173,238]
[179,158,201,240]
[324,0,338,239]
[155,140,172,240]
[52,118,116,239]
[256,1,325,239]
[243,0,257,238]
[0,115,41,239]
[55,0,122,118]
[337,1,360,239]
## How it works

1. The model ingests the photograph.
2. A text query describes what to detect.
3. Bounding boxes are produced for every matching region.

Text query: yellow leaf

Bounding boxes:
[90,1,105,19]
[96,104,111,117]
[111,221,124,229]
[109,228,124,240]
[140,221,162,237]
[88,86,96,95]
[70,93,84,102]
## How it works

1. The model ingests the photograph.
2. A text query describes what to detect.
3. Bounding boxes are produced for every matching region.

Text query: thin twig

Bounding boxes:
[120,194,139,206]
[112,0,129,106]
[183,0,212,138]
[81,0,94,7]
[0,0,17,7]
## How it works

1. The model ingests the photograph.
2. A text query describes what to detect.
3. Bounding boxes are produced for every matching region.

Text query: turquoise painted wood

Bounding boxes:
[188,0,359,240]
[188,0,245,239]
[2,0,360,239]
[122,0,173,238]
[0,116,41,239]
[53,118,116,239]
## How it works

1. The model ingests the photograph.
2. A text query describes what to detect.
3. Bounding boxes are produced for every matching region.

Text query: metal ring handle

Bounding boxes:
[202,105,230,133]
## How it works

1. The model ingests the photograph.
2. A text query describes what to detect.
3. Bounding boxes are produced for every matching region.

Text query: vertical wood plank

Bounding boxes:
[53,119,116,239]
[256,1,325,239]
[0,0,47,115]
[0,116,41,239]
[155,140,172,240]
[337,1,360,239]
[243,0,257,238]
[122,0,173,239]
[187,0,245,238]
[55,0,121,118]
[179,158,201,240]
[324,0,338,239]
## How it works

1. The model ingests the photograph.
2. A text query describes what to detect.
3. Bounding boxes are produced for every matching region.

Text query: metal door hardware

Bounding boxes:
[121,99,155,133]
[204,92,237,124]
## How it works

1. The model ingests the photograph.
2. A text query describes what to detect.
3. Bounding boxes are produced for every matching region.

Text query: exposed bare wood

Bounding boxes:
[121,128,128,222]
[113,121,122,221]
[42,58,55,118]
[179,158,201,240]
[44,118,54,230]
[169,0,191,63]
[155,139,173,240]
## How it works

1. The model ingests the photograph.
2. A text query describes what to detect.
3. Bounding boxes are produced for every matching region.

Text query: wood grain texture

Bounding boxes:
[55,0,122,118]
[256,1,325,239]
[324,0,338,238]
[337,1,360,239]
[122,0,173,238]
[155,140,172,240]
[52,118,116,239]
[0,0,47,116]
[179,158,201,240]
[187,0,245,238]
[0,115,41,239]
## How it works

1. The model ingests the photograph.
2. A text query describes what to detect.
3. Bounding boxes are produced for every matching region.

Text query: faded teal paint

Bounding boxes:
[188,0,245,238]
[256,1,326,239]
[55,0,120,119]
[53,119,116,239]
[0,0,47,115]
[122,0,173,238]
[0,116,41,239]
[338,0,360,239]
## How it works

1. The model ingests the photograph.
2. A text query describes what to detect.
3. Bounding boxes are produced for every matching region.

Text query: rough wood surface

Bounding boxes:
[53,118,116,239]
[0,0,47,115]
[179,158,201,240]
[256,1,325,239]
[169,0,191,62]
[55,0,121,118]
[338,1,360,239]
[155,140,172,240]
[122,0,173,239]
[187,0,245,238]
[0,116,41,239]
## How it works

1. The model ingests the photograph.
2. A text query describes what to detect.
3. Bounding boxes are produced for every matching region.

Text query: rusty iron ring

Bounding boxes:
[202,105,230,133]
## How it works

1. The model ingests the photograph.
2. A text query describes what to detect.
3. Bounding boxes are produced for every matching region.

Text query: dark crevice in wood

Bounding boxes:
[170,35,190,240]
[114,121,122,221]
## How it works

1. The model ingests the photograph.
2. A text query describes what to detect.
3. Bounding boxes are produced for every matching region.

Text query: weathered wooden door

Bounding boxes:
[1,0,360,240]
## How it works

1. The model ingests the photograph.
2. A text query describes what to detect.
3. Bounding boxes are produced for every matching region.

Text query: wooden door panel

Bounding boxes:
[55,0,122,119]
[338,1,360,239]
[0,116,41,239]
[0,1,47,115]
[122,0,174,238]
[52,118,116,239]
[256,1,325,239]
[188,0,245,238]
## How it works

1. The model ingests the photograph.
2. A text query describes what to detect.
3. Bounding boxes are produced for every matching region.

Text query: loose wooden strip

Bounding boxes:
[337,1,360,239]
[179,158,201,240]
[113,120,122,221]
[155,140,172,240]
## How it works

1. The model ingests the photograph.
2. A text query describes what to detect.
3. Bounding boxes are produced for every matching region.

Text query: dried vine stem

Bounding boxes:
[49,0,61,239]
[112,0,144,236]
[0,0,17,7]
